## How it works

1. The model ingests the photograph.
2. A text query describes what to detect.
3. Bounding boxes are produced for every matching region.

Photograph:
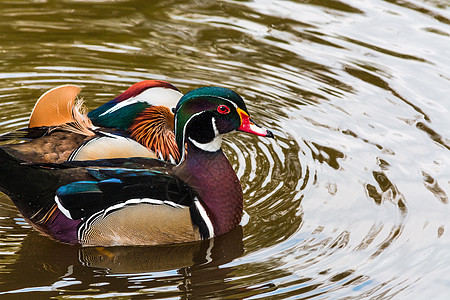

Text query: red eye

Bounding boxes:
[217,105,230,114]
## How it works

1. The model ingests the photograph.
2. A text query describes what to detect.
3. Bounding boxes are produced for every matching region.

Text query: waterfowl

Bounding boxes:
[0,87,273,246]
[0,80,183,163]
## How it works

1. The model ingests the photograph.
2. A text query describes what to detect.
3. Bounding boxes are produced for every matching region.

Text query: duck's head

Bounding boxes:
[174,87,273,161]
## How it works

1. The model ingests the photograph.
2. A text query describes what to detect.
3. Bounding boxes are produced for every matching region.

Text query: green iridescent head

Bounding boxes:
[174,86,273,162]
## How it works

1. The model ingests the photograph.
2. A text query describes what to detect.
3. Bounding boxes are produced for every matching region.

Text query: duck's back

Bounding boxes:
[2,131,88,163]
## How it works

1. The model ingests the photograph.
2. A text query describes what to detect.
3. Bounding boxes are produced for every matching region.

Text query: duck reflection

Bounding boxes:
[2,226,244,295]
[79,226,244,273]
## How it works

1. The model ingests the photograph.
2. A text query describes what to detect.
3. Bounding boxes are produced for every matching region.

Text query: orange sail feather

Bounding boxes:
[29,85,94,137]
[29,85,82,128]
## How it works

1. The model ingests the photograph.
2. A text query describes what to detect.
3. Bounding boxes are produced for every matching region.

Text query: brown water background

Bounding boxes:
[0,0,449,298]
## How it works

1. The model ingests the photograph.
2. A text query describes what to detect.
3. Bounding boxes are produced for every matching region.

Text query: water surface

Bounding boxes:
[0,0,449,298]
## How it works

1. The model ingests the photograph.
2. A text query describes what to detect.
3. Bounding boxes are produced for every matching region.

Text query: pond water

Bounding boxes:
[0,0,449,298]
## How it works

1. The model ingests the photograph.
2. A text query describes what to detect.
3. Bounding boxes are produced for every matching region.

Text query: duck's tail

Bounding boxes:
[0,148,59,221]
[0,148,81,243]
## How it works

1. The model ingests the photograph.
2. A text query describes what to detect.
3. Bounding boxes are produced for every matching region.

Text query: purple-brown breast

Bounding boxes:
[174,144,243,237]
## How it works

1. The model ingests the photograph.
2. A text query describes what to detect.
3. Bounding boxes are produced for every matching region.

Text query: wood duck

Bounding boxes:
[0,87,274,246]
[0,80,183,164]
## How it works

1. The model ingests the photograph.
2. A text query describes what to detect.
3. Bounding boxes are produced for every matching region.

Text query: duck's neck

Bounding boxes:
[174,141,243,237]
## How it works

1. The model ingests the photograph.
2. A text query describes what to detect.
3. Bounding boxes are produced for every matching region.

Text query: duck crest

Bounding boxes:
[88,80,182,130]
[113,80,180,103]
[173,87,248,162]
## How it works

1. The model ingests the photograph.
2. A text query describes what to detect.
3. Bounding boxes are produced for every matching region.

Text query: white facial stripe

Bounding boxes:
[177,110,204,164]
[187,117,222,152]
[176,98,241,164]
[215,96,239,110]
[188,135,223,152]
[99,87,182,116]
[211,117,219,136]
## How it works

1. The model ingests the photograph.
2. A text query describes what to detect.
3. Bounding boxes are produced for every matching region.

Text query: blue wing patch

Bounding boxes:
[86,167,165,181]
[88,102,149,130]
[55,168,196,220]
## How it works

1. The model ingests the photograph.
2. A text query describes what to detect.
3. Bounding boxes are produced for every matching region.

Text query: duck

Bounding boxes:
[0,86,274,246]
[0,80,183,164]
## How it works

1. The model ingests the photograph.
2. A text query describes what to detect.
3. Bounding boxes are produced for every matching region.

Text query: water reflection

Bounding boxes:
[0,0,450,298]
[1,227,244,296]
[80,227,244,273]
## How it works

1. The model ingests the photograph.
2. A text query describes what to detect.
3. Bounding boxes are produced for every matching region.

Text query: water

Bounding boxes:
[0,0,449,298]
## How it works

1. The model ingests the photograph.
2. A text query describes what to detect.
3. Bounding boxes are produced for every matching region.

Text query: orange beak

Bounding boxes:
[237,108,274,138]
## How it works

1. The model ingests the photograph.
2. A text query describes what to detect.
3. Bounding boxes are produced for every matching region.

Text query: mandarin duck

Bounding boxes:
[0,87,274,246]
[0,80,183,164]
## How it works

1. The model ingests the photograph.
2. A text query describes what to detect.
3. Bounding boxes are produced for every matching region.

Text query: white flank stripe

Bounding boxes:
[124,198,144,205]
[140,198,164,205]
[77,210,103,240]
[163,200,185,208]
[102,198,185,218]
[55,196,74,220]
[194,198,214,238]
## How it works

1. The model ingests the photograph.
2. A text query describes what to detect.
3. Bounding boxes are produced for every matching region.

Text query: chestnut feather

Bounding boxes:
[128,106,180,163]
